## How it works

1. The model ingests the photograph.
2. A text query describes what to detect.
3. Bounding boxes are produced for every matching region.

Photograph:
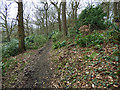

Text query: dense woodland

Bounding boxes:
[0,0,120,88]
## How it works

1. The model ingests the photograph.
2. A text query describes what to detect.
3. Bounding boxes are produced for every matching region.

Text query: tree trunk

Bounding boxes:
[6,32,10,42]
[26,21,29,36]
[107,2,109,19]
[44,2,48,36]
[71,2,75,23]
[45,9,48,35]
[18,0,25,53]
[62,1,68,38]
[58,9,61,32]
[5,14,10,42]
[75,2,79,21]
[119,1,120,20]
[114,1,118,20]
[5,21,10,42]
[50,2,61,32]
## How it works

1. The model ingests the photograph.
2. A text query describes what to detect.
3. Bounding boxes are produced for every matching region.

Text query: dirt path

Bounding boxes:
[15,40,53,88]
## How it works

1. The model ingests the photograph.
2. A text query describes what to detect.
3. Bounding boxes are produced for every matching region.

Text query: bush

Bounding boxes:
[51,31,63,42]
[68,27,77,38]
[53,40,66,49]
[2,34,48,58]
[104,21,120,43]
[25,34,47,49]
[76,31,105,47]
[48,32,55,39]
[76,4,106,31]
[2,39,19,58]
[104,30,120,43]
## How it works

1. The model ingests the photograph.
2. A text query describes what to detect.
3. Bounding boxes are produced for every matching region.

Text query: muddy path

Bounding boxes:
[15,40,54,88]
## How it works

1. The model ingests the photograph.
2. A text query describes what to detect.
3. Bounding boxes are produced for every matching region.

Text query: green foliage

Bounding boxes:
[104,20,113,29]
[2,39,19,58]
[53,40,66,49]
[84,52,99,60]
[68,27,77,38]
[108,22,120,31]
[2,58,18,76]
[107,22,120,43]
[76,31,104,47]
[51,31,63,42]
[104,30,120,43]
[53,42,60,49]
[2,34,47,58]
[48,32,55,39]
[25,34,47,49]
[76,4,106,30]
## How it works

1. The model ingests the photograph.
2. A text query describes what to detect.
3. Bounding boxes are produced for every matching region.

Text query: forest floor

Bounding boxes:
[2,40,54,88]
[2,32,119,88]
[49,40,119,88]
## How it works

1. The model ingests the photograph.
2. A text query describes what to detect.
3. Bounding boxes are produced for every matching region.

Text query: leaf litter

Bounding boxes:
[50,42,119,88]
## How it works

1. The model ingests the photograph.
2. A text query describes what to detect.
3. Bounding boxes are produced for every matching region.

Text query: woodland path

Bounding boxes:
[15,40,53,88]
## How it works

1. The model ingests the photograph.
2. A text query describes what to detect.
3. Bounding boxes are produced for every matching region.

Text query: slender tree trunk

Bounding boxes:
[26,21,29,36]
[119,45,120,86]
[107,2,110,19]
[114,1,118,20]
[44,2,48,36]
[41,18,45,33]
[30,25,33,34]
[5,14,10,42]
[5,21,10,42]
[18,0,25,53]
[119,1,120,20]
[50,2,61,32]
[62,1,68,38]
[45,10,48,35]
[72,2,75,22]
[6,32,10,42]
[75,2,79,21]
[58,9,61,32]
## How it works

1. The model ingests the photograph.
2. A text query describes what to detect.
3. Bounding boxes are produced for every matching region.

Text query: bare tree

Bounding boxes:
[41,2,49,35]
[48,7,57,32]
[51,0,62,32]
[101,2,110,19]
[75,1,79,20]
[9,19,17,37]
[34,8,46,34]
[71,0,79,26]
[0,1,12,42]
[71,1,75,20]
[25,14,30,36]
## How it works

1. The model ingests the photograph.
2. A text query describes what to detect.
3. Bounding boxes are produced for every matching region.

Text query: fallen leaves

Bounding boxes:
[50,42,119,88]
[2,49,38,88]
